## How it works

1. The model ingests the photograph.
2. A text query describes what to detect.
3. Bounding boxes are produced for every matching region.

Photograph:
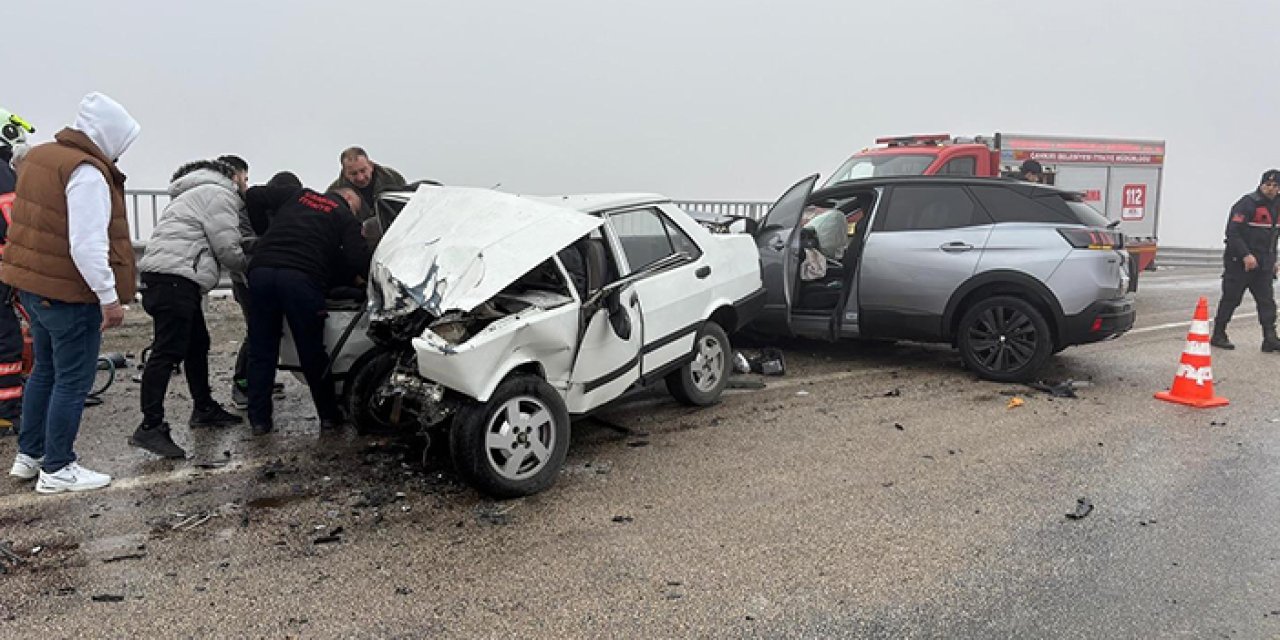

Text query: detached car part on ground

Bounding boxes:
[281,186,763,498]
[746,174,1135,382]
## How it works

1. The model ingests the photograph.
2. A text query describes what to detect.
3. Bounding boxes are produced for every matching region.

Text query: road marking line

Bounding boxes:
[0,458,268,511]
[1130,313,1256,335]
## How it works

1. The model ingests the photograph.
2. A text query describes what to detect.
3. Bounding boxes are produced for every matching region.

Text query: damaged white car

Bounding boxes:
[281,186,763,497]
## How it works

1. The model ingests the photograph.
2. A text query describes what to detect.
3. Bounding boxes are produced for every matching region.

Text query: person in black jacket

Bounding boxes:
[243,182,372,434]
[1212,169,1280,351]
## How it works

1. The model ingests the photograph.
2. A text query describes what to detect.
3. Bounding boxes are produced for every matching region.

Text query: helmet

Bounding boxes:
[0,108,34,149]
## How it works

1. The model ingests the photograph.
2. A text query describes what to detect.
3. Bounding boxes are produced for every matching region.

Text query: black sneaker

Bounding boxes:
[251,421,274,436]
[1210,333,1235,350]
[1263,336,1280,353]
[230,384,248,410]
[191,404,244,428]
[129,423,187,459]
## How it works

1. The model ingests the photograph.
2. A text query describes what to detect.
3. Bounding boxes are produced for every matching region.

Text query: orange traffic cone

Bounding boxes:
[1155,296,1228,408]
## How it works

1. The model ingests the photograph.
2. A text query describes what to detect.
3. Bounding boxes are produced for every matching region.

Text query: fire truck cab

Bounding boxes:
[825,133,1165,288]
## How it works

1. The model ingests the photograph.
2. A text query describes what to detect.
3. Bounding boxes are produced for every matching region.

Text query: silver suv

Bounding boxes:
[751,175,1136,382]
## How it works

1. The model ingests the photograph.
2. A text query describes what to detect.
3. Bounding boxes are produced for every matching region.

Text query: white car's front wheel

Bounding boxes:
[449,374,571,499]
[666,321,731,406]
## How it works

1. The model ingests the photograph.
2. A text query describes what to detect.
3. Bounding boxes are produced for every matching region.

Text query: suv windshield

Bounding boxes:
[826,153,935,186]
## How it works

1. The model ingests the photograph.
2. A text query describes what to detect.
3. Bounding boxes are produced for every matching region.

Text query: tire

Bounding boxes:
[665,321,731,406]
[957,296,1053,383]
[343,349,402,435]
[449,374,570,499]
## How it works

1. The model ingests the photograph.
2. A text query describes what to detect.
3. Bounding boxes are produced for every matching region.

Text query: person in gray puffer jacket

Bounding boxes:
[130,159,247,459]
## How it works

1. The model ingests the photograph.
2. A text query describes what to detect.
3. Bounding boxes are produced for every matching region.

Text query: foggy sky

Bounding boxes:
[12,0,1272,248]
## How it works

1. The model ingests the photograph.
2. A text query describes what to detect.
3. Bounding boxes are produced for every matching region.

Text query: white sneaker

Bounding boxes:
[9,453,41,480]
[35,462,112,494]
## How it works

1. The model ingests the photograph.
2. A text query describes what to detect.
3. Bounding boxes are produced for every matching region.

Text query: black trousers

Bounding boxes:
[246,267,337,426]
[1215,264,1278,334]
[0,283,25,419]
[232,278,251,386]
[140,273,214,426]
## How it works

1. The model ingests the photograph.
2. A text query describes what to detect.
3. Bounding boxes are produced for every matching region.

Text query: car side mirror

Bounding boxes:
[605,289,632,340]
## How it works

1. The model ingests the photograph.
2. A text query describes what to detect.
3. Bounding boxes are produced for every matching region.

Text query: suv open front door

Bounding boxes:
[753,174,819,336]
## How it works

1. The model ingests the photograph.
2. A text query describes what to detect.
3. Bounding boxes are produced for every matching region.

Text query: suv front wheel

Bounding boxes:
[957,296,1053,383]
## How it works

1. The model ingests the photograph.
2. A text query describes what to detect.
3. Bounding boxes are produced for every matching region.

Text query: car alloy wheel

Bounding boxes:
[666,321,732,406]
[967,305,1039,373]
[690,334,725,393]
[957,295,1053,383]
[484,396,557,482]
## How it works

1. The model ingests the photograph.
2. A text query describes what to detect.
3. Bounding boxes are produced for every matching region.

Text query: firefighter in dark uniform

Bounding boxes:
[0,108,36,436]
[1212,169,1280,352]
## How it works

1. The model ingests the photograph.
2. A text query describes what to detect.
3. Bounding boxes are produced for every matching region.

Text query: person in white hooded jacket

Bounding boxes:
[2,92,140,494]
[130,159,247,459]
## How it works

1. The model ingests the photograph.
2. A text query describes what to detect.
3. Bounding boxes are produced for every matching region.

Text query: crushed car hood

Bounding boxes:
[369,186,603,319]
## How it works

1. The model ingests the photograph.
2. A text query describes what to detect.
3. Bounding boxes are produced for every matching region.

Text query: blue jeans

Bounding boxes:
[17,291,102,473]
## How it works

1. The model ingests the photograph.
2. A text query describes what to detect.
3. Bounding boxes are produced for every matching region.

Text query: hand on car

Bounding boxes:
[1244,254,1259,271]
[101,301,124,330]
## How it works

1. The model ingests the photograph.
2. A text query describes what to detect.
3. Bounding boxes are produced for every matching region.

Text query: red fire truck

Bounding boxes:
[825,133,1165,283]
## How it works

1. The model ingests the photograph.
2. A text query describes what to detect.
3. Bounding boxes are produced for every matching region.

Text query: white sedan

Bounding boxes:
[281,185,763,497]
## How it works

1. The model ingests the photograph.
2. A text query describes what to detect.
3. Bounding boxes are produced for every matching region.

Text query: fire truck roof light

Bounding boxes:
[874,133,952,146]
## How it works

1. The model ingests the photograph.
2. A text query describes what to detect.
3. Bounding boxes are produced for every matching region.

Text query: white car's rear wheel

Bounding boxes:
[666,321,730,406]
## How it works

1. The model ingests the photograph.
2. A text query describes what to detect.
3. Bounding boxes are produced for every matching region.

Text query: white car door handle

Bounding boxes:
[940,242,975,253]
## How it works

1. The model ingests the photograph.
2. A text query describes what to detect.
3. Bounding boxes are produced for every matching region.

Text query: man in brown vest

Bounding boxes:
[3,92,140,494]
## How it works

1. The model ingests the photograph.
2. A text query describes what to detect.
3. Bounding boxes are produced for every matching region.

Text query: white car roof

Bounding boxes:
[380,188,669,215]
[529,193,669,214]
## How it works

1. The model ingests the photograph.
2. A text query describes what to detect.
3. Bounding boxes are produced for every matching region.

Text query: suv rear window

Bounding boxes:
[970,185,1092,225]
[1061,198,1111,228]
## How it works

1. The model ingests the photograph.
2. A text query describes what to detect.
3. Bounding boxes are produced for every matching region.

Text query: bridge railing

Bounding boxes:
[672,199,771,221]
[124,190,774,244]
[126,189,170,244]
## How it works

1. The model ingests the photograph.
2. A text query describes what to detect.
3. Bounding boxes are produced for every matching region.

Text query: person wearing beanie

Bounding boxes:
[1212,169,1280,351]
[130,159,248,459]
[3,92,141,494]
[1019,159,1045,183]
[242,174,370,435]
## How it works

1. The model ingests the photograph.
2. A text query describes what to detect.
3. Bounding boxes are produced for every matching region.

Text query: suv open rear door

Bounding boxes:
[753,174,819,336]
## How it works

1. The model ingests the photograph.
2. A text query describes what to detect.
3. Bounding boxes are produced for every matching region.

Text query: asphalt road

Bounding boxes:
[1,267,1278,638]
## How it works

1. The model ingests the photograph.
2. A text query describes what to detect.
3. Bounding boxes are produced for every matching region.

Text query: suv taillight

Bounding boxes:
[1059,228,1124,250]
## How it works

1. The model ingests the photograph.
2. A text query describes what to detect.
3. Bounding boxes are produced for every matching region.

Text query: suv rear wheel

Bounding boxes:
[957,296,1052,382]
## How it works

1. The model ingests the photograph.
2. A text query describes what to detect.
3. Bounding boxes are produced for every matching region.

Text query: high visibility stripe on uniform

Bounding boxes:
[0,386,24,400]
[1190,320,1211,336]
[0,362,24,376]
[1183,340,1212,357]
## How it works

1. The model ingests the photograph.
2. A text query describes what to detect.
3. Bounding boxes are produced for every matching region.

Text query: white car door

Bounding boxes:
[565,281,644,414]
[605,206,709,375]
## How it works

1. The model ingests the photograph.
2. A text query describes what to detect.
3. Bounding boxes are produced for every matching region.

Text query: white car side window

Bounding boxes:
[608,208,677,274]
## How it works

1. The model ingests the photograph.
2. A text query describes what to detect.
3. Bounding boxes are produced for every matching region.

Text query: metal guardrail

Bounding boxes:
[125,189,1220,271]
[125,190,776,244]
[672,199,771,220]
[1154,247,1219,268]
[126,189,170,244]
